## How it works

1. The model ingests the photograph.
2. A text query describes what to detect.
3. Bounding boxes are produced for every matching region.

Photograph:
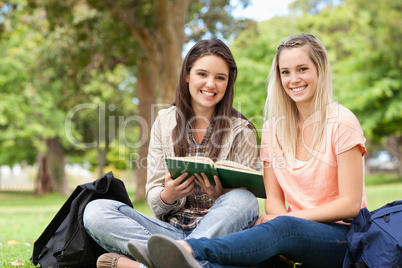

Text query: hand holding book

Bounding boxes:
[165,157,266,199]
[192,172,235,201]
[160,171,196,205]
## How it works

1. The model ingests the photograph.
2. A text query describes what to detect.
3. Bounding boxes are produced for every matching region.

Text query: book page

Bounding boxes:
[215,160,260,173]
[166,156,214,166]
[165,157,265,198]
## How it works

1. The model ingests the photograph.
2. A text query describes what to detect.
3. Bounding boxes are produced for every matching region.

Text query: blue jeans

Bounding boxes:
[83,189,259,258]
[186,216,349,268]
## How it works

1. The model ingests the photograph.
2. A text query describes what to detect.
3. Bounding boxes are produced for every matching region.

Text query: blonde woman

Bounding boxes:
[136,34,368,268]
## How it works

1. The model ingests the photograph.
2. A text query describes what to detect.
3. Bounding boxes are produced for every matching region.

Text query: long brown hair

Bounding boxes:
[172,38,253,160]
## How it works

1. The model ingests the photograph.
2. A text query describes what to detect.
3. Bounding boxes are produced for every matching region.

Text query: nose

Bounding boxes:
[205,77,215,89]
[290,73,301,84]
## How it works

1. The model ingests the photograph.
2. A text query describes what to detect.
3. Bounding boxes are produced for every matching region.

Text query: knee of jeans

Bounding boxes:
[83,200,99,230]
[83,199,113,230]
[268,215,306,231]
[224,189,259,215]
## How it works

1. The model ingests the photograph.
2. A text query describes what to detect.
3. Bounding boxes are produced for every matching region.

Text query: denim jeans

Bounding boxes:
[186,216,349,268]
[83,189,259,262]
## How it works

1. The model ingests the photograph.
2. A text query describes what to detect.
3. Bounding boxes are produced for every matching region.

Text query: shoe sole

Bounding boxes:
[128,241,156,268]
[148,234,201,268]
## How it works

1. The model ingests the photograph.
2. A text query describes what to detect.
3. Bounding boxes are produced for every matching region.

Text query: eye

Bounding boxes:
[281,70,289,75]
[197,72,207,77]
[216,76,227,81]
[300,67,308,72]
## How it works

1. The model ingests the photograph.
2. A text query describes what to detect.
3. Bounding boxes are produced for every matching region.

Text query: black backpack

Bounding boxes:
[31,171,133,268]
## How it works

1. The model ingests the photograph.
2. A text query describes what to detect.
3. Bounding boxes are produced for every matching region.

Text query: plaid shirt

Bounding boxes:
[165,121,215,230]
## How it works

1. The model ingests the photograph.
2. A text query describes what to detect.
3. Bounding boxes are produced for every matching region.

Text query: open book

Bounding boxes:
[165,156,266,198]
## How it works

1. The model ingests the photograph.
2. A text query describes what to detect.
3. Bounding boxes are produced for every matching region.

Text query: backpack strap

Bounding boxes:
[85,171,113,194]
[350,261,369,268]
[31,185,84,263]
[371,204,402,220]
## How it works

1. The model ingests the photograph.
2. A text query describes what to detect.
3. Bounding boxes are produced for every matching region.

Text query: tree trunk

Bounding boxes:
[97,131,109,178]
[134,55,156,201]
[97,146,108,178]
[105,0,189,200]
[105,0,188,104]
[384,135,402,176]
[364,150,373,176]
[97,102,111,178]
[154,0,188,103]
[35,138,69,195]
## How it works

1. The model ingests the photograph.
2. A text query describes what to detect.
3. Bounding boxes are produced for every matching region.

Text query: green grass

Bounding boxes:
[1,173,401,267]
[364,173,402,210]
[0,189,151,268]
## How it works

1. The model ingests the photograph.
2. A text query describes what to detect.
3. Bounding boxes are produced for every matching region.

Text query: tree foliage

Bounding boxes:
[0,0,253,198]
[292,0,402,161]
[231,17,298,135]
[230,0,402,172]
[0,1,138,194]
[0,3,46,166]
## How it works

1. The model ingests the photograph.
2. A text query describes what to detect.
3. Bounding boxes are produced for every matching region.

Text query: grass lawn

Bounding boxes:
[0,173,401,267]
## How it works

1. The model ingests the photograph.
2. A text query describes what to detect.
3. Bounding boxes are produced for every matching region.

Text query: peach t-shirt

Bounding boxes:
[260,105,368,215]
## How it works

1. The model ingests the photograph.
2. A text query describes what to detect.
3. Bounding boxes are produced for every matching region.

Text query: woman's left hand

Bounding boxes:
[194,173,231,201]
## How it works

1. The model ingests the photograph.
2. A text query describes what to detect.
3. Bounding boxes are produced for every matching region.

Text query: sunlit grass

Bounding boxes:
[0,190,151,268]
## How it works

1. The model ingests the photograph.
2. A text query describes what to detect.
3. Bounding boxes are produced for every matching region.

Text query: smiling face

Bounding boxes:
[279,46,318,108]
[186,55,229,115]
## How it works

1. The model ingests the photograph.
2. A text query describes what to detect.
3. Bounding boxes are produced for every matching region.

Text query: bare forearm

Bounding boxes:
[285,197,361,223]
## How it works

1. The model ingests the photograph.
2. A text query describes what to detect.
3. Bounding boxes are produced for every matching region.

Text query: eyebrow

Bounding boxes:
[195,68,228,77]
[280,64,309,70]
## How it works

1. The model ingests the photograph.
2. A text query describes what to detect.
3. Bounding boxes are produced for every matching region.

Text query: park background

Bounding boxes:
[0,0,401,266]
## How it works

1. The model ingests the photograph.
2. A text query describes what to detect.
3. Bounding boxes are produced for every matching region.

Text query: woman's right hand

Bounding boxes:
[160,173,195,205]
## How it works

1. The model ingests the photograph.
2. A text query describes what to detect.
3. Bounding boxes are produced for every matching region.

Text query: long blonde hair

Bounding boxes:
[263,34,334,165]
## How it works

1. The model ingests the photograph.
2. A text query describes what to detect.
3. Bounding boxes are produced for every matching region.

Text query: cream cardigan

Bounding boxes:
[145,106,258,219]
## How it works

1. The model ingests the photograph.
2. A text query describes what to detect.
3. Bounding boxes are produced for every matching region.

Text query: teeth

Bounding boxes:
[201,90,215,97]
[292,86,306,92]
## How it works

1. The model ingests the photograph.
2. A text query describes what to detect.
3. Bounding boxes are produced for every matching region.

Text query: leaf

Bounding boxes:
[7,240,22,245]
[10,260,24,266]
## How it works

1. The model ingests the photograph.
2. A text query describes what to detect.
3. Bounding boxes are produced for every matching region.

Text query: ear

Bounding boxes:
[185,75,189,83]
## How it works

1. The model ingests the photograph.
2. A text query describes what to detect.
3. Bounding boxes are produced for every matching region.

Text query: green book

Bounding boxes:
[165,156,266,199]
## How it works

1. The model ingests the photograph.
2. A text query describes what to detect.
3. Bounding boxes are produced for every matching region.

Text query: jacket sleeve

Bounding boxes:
[227,122,258,170]
[145,112,186,219]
